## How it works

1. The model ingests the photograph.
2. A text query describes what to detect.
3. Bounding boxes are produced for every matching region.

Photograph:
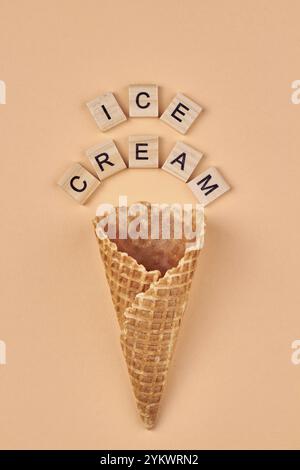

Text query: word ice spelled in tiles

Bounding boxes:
[57,163,100,204]
[86,92,127,131]
[86,140,126,180]
[162,141,203,182]
[188,167,230,206]
[129,85,158,117]
[128,135,159,168]
[86,87,202,134]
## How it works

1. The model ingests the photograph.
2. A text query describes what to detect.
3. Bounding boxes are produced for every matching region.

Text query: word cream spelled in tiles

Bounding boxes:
[86,92,127,131]
[187,167,230,206]
[129,84,158,117]
[162,141,203,182]
[86,140,126,180]
[57,163,100,204]
[129,135,159,168]
[160,93,202,134]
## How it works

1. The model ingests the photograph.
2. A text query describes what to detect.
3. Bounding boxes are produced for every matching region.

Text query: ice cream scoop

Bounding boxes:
[106,202,195,275]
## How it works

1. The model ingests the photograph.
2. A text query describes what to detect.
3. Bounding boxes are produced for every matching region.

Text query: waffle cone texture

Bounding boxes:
[93,206,204,429]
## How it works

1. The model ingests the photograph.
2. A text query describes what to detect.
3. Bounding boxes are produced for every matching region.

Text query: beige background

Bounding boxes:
[0,0,300,450]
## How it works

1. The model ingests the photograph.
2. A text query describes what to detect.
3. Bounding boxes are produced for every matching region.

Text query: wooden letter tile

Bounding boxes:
[57,163,100,204]
[129,84,158,117]
[128,135,159,168]
[86,140,126,180]
[160,93,202,134]
[162,141,203,182]
[86,92,127,131]
[187,167,230,206]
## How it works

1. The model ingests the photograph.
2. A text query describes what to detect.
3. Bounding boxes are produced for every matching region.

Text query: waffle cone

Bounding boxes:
[93,205,204,429]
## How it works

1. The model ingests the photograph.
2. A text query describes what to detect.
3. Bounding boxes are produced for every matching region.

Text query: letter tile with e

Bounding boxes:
[162,141,203,182]
[160,93,202,134]
[86,140,126,180]
[128,135,159,168]
[187,167,230,206]
[57,163,100,204]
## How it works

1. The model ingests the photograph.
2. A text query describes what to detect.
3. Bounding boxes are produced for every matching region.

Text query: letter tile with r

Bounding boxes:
[86,140,126,180]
